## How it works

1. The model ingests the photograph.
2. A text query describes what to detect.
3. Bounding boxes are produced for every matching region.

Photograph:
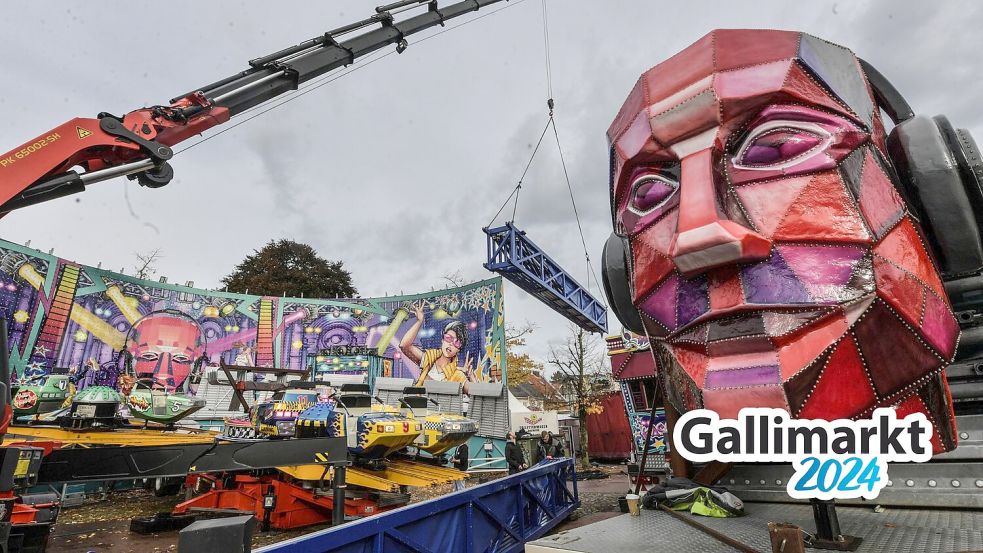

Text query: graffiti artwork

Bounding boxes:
[0,239,507,404]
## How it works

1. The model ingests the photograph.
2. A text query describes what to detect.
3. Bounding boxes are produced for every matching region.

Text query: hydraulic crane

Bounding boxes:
[0,0,508,214]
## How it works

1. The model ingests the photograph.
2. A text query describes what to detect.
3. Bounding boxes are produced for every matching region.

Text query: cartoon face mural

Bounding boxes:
[128,311,203,391]
[606,30,959,452]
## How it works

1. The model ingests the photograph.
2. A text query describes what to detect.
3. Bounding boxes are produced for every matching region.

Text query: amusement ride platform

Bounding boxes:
[527,501,983,553]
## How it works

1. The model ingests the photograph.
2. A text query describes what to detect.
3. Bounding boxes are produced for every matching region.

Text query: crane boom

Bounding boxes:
[0,0,507,214]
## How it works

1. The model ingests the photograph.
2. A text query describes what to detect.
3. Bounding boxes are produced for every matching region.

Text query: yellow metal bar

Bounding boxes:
[278,464,401,493]
[373,466,442,488]
[380,460,465,485]
[3,425,219,447]
[390,460,466,480]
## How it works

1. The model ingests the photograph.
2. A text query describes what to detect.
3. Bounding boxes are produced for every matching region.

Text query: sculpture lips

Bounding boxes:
[668,307,834,344]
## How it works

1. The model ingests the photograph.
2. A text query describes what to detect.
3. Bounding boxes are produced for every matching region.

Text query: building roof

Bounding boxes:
[508,373,560,400]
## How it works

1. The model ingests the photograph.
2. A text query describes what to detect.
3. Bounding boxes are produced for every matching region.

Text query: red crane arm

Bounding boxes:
[0,0,507,215]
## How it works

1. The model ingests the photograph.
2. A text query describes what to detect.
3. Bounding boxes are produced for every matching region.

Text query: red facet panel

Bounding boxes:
[615,109,659,161]
[734,174,811,237]
[777,313,848,380]
[873,218,946,298]
[708,267,744,310]
[921,291,959,360]
[780,62,866,124]
[714,59,792,103]
[671,346,710,387]
[893,393,944,454]
[641,32,716,106]
[703,384,789,419]
[797,337,875,420]
[853,300,941,400]
[873,255,925,328]
[712,29,801,71]
[631,232,676,302]
[858,149,905,238]
[773,172,870,243]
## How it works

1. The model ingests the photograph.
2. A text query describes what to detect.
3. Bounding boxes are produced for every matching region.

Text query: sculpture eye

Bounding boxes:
[734,123,829,169]
[628,175,678,215]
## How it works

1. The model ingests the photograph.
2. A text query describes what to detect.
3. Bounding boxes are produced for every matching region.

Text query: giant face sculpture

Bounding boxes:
[128,312,203,392]
[608,30,959,453]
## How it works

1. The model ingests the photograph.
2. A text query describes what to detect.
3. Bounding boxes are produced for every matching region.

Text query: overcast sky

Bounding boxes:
[1,0,981,366]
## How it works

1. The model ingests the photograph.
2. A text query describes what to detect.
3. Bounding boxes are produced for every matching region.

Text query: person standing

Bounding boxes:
[534,431,564,463]
[452,443,469,491]
[505,431,527,475]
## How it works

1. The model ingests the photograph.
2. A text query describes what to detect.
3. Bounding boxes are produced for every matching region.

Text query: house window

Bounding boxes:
[627,378,658,411]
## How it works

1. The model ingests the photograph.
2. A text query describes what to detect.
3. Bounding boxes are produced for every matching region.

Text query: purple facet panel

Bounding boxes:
[705,365,781,389]
[676,275,709,327]
[741,252,812,304]
[633,179,677,212]
[742,129,823,166]
[796,35,875,125]
[640,275,679,330]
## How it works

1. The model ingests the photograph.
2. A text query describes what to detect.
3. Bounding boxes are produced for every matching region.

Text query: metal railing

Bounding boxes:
[484,223,607,333]
[256,458,580,553]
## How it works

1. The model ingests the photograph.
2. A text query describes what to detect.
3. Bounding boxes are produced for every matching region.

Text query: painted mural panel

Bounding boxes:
[606,333,667,455]
[0,239,506,396]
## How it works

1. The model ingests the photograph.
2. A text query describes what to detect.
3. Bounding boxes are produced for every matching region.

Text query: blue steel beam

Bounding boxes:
[483,223,607,333]
[256,458,580,553]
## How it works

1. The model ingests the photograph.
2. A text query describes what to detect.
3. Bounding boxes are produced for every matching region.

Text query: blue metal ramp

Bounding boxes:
[484,223,607,333]
[255,458,579,553]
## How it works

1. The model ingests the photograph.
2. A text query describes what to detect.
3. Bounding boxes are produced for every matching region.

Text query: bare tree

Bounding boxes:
[505,320,537,342]
[547,325,612,469]
[440,269,467,288]
[133,249,163,280]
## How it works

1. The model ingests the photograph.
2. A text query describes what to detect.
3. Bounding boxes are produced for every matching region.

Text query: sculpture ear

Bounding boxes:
[887,115,983,278]
[602,233,644,334]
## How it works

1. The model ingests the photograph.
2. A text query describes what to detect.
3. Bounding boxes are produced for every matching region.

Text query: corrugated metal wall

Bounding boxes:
[469,382,507,438]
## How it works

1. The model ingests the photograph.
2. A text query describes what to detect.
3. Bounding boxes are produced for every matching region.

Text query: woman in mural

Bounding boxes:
[399,302,475,393]
[232,342,257,367]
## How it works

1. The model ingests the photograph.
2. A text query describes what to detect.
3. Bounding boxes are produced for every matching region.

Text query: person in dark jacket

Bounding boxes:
[452,443,469,491]
[505,431,527,474]
[454,443,470,472]
[534,431,564,463]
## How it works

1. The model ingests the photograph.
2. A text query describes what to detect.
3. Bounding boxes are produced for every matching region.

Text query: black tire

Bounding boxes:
[153,477,183,497]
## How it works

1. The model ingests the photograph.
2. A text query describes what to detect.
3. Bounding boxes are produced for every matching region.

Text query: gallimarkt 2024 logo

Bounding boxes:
[672,408,933,500]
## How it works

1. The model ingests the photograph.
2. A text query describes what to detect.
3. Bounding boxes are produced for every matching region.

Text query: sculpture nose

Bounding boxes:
[668,150,771,277]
